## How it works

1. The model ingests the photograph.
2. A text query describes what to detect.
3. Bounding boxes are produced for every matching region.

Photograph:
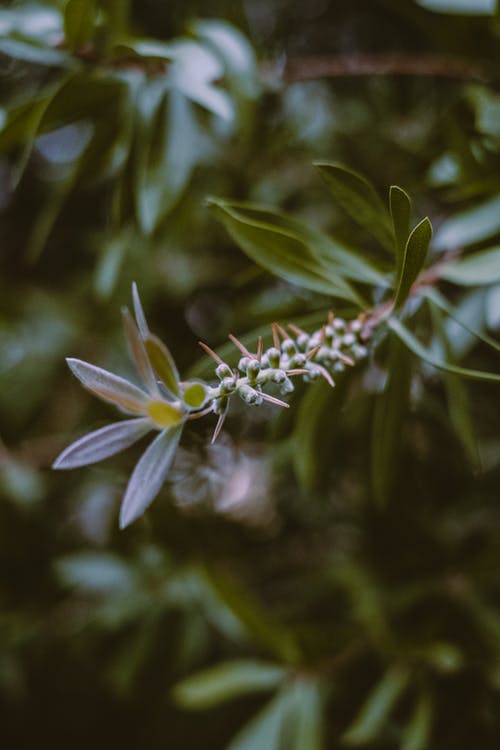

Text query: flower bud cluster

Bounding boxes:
[197,312,371,441]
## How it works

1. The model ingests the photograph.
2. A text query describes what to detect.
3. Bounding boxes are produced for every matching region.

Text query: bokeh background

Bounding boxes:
[2,1,500,748]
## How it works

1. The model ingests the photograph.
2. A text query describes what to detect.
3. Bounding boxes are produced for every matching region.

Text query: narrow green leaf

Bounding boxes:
[371,335,412,507]
[415,0,496,15]
[227,688,291,750]
[343,666,410,745]
[433,194,500,250]
[429,299,481,470]
[208,199,365,304]
[440,246,500,286]
[394,217,432,309]
[388,318,500,383]
[288,680,324,750]
[389,185,412,276]
[0,38,70,66]
[64,0,96,52]
[145,334,180,397]
[401,693,433,750]
[423,287,500,354]
[315,162,394,251]
[172,660,285,709]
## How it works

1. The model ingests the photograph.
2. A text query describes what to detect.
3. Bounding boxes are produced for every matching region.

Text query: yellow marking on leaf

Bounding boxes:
[147,400,183,428]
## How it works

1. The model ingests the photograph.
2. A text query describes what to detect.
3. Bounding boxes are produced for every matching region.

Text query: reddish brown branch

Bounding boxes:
[278,53,492,84]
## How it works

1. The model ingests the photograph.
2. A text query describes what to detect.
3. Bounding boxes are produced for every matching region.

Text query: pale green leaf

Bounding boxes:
[401,693,433,750]
[415,0,495,14]
[315,162,394,251]
[172,660,285,709]
[440,246,500,286]
[227,688,291,750]
[434,195,500,250]
[343,666,410,745]
[388,319,500,383]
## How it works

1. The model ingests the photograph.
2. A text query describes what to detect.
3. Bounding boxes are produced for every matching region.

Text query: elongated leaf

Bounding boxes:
[429,301,480,469]
[389,185,412,276]
[315,162,394,251]
[56,552,136,594]
[394,218,432,309]
[401,693,433,750]
[172,660,285,709]
[388,319,500,383]
[343,666,410,745]
[145,334,180,397]
[371,335,412,506]
[119,424,183,528]
[415,0,496,15]
[64,0,96,52]
[422,287,500,354]
[433,194,500,250]
[208,199,365,304]
[0,38,70,66]
[132,281,149,337]
[288,680,323,750]
[439,246,500,286]
[121,307,159,395]
[53,417,152,469]
[227,688,291,750]
[66,358,150,413]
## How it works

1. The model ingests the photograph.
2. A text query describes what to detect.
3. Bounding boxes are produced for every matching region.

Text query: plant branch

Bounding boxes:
[275,53,492,85]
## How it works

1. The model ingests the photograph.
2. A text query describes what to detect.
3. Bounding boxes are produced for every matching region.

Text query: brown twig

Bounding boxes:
[278,53,492,85]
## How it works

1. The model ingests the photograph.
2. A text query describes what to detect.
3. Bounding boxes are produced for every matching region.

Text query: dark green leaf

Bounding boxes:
[64,0,96,53]
[388,318,500,383]
[389,185,412,276]
[172,660,285,709]
[394,218,432,309]
[208,199,368,304]
[315,162,394,251]
[371,334,412,507]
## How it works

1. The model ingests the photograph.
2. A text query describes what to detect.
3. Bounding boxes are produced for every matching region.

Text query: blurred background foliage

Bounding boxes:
[2,0,500,748]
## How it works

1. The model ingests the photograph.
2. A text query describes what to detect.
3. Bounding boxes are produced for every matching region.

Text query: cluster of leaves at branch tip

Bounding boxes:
[53,284,372,529]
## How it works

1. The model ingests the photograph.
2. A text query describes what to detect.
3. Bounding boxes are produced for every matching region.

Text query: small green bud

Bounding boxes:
[289,353,306,368]
[296,333,310,351]
[281,338,296,356]
[214,395,229,414]
[273,369,287,384]
[246,359,261,382]
[279,376,294,395]
[267,347,281,368]
[238,384,263,405]
[238,356,251,372]
[216,362,233,380]
[220,376,237,395]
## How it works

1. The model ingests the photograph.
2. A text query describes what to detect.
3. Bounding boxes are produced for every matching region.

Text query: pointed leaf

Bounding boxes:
[343,666,410,745]
[433,194,500,250]
[66,358,149,413]
[389,185,412,276]
[394,217,433,309]
[145,334,180,396]
[439,246,500,286]
[422,287,500,354]
[119,424,183,528]
[388,319,500,383]
[64,0,96,52]
[401,693,433,750]
[53,417,152,469]
[172,660,286,709]
[371,335,412,506]
[121,307,159,395]
[227,688,291,750]
[315,162,394,251]
[288,680,324,750]
[208,198,365,304]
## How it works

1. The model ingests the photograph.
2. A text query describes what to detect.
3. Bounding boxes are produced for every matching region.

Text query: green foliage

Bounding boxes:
[3,2,500,749]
